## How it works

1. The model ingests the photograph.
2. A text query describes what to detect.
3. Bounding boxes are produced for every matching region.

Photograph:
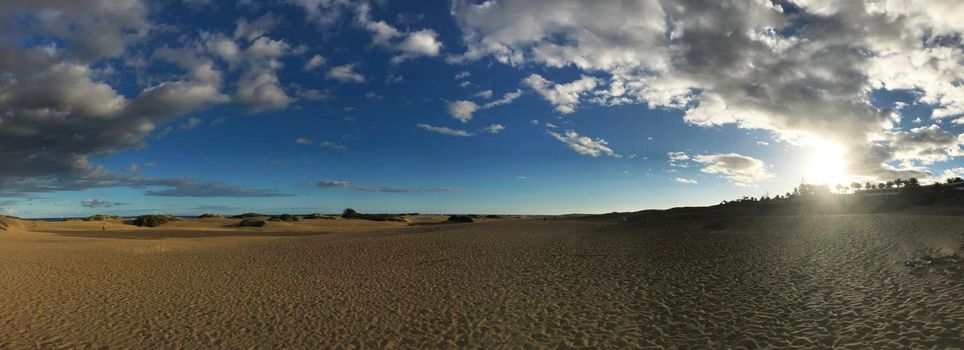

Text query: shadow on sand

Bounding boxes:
[54,230,329,240]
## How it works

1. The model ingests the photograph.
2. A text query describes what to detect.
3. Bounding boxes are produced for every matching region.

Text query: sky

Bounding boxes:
[1,0,964,218]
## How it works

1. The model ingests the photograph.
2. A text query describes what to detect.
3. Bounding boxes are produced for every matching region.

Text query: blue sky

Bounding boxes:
[1,0,963,217]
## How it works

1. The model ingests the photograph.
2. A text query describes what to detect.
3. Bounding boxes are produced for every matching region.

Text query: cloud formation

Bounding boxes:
[81,199,127,208]
[317,180,459,193]
[417,124,474,137]
[326,63,365,83]
[452,0,964,180]
[523,74,597,114]
[447,100,480,123]
[483,124,506,134]
[691,153,773,186]
[547,130,615,157]
[292,1,443,63]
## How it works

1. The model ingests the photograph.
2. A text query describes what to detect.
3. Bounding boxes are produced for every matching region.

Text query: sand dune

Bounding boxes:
[0,214,961,348]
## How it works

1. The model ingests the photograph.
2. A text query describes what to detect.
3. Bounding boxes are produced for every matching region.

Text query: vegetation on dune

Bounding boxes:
[198,213,224,219]
[303,213,335,219]
[341,208,357,219]
[447,215,474,223]
[231,213,266,219]
[84,215,121,221]
[340,208,406,222]
[712,176,964,216]
[132,215,180,227]
[238,218,267,227]
[268,214,300,222]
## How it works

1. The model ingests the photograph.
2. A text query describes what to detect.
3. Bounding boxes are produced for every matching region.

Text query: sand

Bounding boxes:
[0,214,962,348]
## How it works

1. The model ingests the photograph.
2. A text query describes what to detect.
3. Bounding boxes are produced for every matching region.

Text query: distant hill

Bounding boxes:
[592,185,964,223]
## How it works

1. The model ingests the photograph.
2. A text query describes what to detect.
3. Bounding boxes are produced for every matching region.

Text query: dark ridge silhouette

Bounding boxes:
[132,215,180,227]
[303,213,335,220]
[238,218,267,227]
[231,213,266,219]
[84,215,121,221]
[447,215,474,223]
[340,208,406,222]
[268,214,299,222]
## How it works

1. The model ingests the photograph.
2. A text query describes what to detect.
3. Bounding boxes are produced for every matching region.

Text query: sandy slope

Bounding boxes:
[0,215,961,348]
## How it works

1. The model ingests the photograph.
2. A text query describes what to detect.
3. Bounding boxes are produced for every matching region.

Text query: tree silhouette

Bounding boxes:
[341,208,357,219]
[850,182,862,193]
[906,177,919,188]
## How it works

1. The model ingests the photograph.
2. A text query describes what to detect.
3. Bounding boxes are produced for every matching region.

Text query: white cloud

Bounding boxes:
[294,137,313,145]
[326,63,365,83]
[452,0,964,180]
[474,90,494,99]
[0,0,151,61]
[523,74,597,114]
[233,13,279,42]
[692,153,773,186]
[483,124,505,134]
[179,117,202,130]
[455,71,471,80]
[304,54,326,71]
[294,2,442,63]
[547,130,615,157]
[886,125,963,165]
[482,89,522,109]
[417,123,474,137]
[447,100,479,123]
[673,177,698,185]
[81,198,126,208]
[939,167,964,182]
[667,151,690,167]
[295,88,331,101]
[392,29,443,63]
[320,141,347,150]
[236,70,292,113]
[667,152,690,162]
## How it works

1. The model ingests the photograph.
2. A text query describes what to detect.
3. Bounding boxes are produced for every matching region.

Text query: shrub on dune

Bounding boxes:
[447,215,474,223]
[268,214,299,222]
[341,208,357,219]
[84,215,121,221]
[303,213,335,220]
[231,213,265,219]
[238,218,267,227]
[133,215,180,227]
[198,213,224,219]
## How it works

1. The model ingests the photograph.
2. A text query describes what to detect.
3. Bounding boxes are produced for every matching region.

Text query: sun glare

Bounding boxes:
[805,140,850,189]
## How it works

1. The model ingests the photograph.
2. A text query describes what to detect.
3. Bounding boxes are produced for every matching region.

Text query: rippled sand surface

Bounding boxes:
[1,215,962,348]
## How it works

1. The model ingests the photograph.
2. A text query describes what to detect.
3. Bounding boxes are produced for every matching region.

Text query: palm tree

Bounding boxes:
[886,181,895,189]
[850,182,862,193]
[907,177,919,188]
[865,182,874,191]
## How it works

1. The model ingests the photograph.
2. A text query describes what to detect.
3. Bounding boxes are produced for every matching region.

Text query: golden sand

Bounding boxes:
[1,215,961,348]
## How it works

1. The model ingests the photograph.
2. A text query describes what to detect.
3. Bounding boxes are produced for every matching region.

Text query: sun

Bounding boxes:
[804,140,850,189]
